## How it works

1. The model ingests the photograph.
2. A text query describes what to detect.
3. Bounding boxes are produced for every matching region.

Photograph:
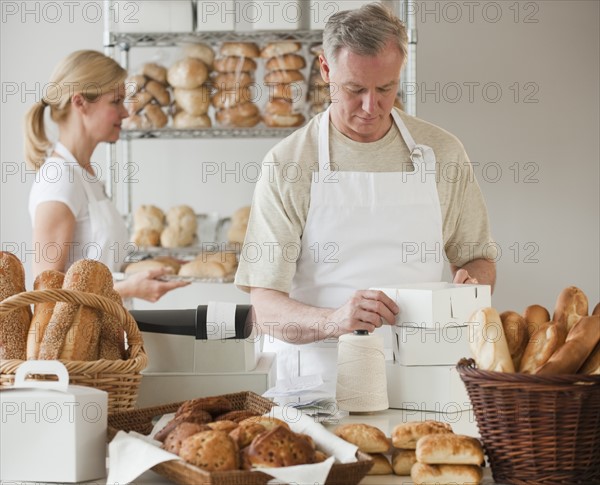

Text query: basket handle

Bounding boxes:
[0,289,144,358]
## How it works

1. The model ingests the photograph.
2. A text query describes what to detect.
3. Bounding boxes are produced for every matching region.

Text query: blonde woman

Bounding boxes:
[25,50,187,302]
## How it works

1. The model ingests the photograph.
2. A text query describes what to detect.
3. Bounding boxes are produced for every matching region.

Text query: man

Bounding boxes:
[235,3,496,383]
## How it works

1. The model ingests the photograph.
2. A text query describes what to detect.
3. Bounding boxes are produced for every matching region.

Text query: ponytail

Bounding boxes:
[24,100,51,170]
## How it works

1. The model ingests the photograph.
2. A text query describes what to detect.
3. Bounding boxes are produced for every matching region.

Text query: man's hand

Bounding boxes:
[453,268,479,285]
[327,289,399,335]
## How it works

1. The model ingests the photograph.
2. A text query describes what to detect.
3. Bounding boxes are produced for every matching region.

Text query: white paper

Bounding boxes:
[264,374,324,396]
[206,301,237,340]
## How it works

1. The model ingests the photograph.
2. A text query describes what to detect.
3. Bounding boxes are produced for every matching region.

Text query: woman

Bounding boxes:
[25,50,187,302]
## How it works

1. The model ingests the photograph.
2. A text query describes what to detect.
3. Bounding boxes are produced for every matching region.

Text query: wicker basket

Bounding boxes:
[0,289,148,413]
[108,391,373,485]
[457,358,600,485]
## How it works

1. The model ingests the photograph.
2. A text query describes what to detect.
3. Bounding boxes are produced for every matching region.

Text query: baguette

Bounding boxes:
[26,270,65,359]
[500,310,529,369]
[411,463,483,485]
[98,288,127,360]
[39,260,113,360]
[519,321,568,373]
[0,252,31,359]
[391,449,416,476]
[415,434,484,465]
[553,286,588,331]
[536,315,600,375]
[579,341,600,375]
[468,307,515,372]
[522,304,551,337]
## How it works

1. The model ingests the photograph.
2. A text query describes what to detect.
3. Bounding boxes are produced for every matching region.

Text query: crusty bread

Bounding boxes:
[522,304,551,337]
[98,289,126,360]
[468,307,515,372]
[265,69,305,84]
[366,453,393,475]
[197,251,237,275]
[592,302,600,316]
[179,430,239,471]
[207,420,239,433]
[143,104,168,129]
[161,422,211,455]
[239,416,290,432]
[392,449,416,476]
[26,270,65,359]
[553,286,588,331]
[415,434,484,465]
[155,409,213,442]
[213,56,257,73]
[500,310,529,369]
[334,423,390,454]
[182,43,215,68]
[215,409,259,423]
[519,321,568,373]
[0,252,31,360]
[536,315,600,375]
[142,63,167,84]
[39,260,113,360]
[132,228,161,247]
[168,57,209,89]
[145,80,171,106]
[179,260,227,279]
[124,259,173,275]
[247,425,315,468]
[260,41,301,58]
[173,86,211,116]
[220,42,260,58]
[161,226,195,248]
[266,54,306,71]
[580,341,600,375]
[228,422,266,448]
[134,205,165,232]
[172,111,212,129]
[411,463,483,485]
[391,420,453,449]
[176,396,232,419]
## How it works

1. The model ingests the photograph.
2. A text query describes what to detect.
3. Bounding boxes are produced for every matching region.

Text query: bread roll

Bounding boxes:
[182,42,215,68]
[499,310,529,369]
[554,286,588,331]
[366,454,393,475]
[265,98,294,115]
[228,422,266,448]
[522,304,551,337]
[124,259,172,275]
[144,80,171,106]
[211,88,254,109]
[334,423,390,454]
[174,86,211,116]
[220,42,260,58]
[134,204,165,232]
[391,420,453,449]
[26,270,65,359]
[142,63,168,84]
[519,321,568,373]
[411,463,483,485]
[535,315,600,375]
[132,228,161,247]
[98,289,126,360]
[125,74,146,95]
[208,420,239,433]
[180,430,239,471]
[167,205,197,234]
[173,112,211,129]
[266,54,306,71]
[179,260,227,279]
[168,57,209,89]
[212,72,254,90]
[468,307,515,372]
[122,113,151,130]
[161,226,195,248]
[125,90,153,115]
[265,70,305,84]
[152,256,181,274]
[263,112,306,128]
[214,56,257,73]
[215,102,260,128]
[580,341,600,375]
[267,82,300,102]
[392,449,416,476]
[197,251,237,274]
[260,41,301,58]
[247,425,314,467]
[144,104,168,129]
[39,260,113,360]
[162,422,211,455]
[0,252,32,360]
[416,434,484,465]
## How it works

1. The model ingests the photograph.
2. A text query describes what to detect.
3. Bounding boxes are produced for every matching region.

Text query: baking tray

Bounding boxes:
[108,391,373,485]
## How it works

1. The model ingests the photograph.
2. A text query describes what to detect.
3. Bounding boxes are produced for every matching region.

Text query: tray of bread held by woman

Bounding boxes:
[457,286,600,485]
[0,253,148,413]
[107,391,374,485]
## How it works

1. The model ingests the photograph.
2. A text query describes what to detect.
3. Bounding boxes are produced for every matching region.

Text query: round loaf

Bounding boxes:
[263,112,305,128]
[182,42,215,68]
[265,69,305,84]
[207,420,239,433]
[519,321,568,373]
[211,88,254,109]
[173,112,211,129]
[134,204,165,232]
[468,307,515,373]
[220,42,260,58]
[391,449,417,476]
[261,41,301,58]
[366,454,393,475]
[166,205,197,234]
[229,422,266,448]
[145,80,171,106]
[214,56,257,73]
[554,286,589,331]
[179,430,239,471]
[132,228,161,247]
[522,304,551,337]
[125,90,153,115]
[416,434,484,465]
[211,72,254,90]
[162,422,211,455]
[177,396,232,418]
[411,463,484,484]
[161,226,195,248]
[215,102,260,128]
[500,310,529,370]
[174,86,211,116]
[152,256,182,274]
[168,57,209,89]
[125,74,146,95]
[333,423,390,454]
[392,421,453,450]
[98,288,126,360]
[154,409,213,442]
[266,54,306,71]
[247,426,315,468]
[144,104,168,129]
[142,63,168,84]
[196,251,237,274]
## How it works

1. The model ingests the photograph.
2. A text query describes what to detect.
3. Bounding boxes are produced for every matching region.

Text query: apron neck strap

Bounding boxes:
[54,142,98,203]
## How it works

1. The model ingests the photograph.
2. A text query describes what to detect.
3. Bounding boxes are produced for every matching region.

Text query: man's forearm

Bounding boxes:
[453,258,496,292]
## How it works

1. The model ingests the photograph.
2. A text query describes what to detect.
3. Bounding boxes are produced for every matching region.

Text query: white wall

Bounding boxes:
[1,1,598,314]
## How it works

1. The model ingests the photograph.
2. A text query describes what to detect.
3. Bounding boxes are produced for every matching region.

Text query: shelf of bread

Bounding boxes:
[120,126,298,140]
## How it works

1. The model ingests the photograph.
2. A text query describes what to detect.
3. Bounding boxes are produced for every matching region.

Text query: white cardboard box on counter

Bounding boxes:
[0,361,107,483]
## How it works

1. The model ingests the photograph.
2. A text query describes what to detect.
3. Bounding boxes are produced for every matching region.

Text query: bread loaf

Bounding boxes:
[333,423,390,453]
[125,90,153,115]
[247,425,314,468]
[143,104,168,129]
[0,252,32,360]
[142,63,168,84]
[179,430,240,471]
[211,72,254,90]
[39,260,113,360]
[266,54,306,71]
[264,70,305,84]
[415,434,484,465]
[197,251,237,275]
[468,307,515,372]
[125,74,146,95]
[132,228,161,247]
[161,226,195,248]
[366,454,393,475]
[263,112,306,128]
[260,41,301,58]
[580,341,600,375]
[592,302,600,316]
[519,321,568,373]
[215,102,260,128]
[182,42,215,68]
[26,270,65,359]
[145,80,171,106]
[162,422,211,455]
[213,56,257,73]
[228,422,266,448]
[134,205,165,232]
[392,449,417,476]
[522,304,551,337]
[211,89,254,109]
[499,310,529,369]
[168,57,209,89]
[174,86,211,116]
[98,288,126,360]
[391,420,453,449]
[411,463,483,485]
[553,286,588,331]
[166,205,198,233]
[535,315,600,375]
[220,42,260,58]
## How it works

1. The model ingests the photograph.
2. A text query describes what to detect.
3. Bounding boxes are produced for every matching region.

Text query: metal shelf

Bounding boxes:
[106,30,324,49]
[121,127,298,140]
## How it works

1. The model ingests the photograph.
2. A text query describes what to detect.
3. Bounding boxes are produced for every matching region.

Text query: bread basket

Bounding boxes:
[457,358,600,485]
[0,289,148,413]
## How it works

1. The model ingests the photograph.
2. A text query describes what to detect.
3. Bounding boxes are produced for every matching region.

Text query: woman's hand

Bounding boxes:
[115,267,190,302]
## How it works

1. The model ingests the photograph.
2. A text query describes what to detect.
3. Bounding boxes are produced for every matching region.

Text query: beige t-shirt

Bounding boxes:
[235,108,495,293]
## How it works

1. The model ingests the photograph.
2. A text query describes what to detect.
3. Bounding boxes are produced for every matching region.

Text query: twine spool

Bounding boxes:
[336,331,389,413]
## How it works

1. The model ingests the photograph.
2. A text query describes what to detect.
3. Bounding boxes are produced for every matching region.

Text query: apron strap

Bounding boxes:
[390,109,417,152]
[53,142,99,203]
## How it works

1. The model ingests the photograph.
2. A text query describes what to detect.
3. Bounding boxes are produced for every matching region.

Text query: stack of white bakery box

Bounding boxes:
[375,283,491,418]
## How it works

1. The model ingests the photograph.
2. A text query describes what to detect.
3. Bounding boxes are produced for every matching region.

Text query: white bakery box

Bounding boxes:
[0,361,108,483]
[107,1,193,33]
[372,283,491,412]
[130,302,277,407]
